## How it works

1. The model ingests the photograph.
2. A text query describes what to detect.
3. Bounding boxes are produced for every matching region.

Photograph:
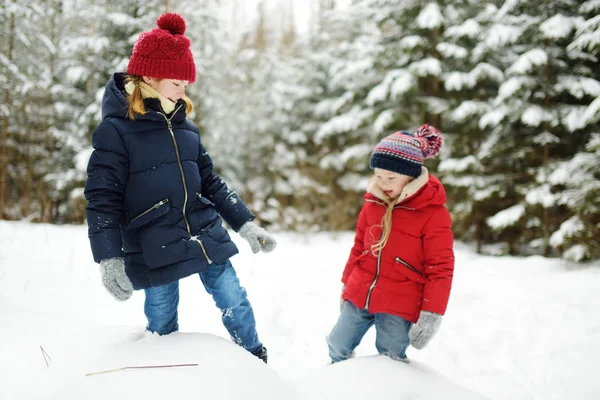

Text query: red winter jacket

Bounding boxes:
[341,169,454,323]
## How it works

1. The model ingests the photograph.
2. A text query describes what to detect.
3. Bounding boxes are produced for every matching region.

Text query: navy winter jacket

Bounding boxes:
[84,73,254,289]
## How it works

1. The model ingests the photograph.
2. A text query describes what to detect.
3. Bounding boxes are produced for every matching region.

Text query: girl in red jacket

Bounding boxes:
[327,125,454,363]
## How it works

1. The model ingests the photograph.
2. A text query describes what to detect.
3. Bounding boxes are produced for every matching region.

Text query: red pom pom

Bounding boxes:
[414,124,443,159]
[156,13,186,35]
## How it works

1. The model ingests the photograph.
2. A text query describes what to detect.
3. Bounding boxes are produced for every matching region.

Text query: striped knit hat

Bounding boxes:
[126,13,196,83]
[369,124,443,177]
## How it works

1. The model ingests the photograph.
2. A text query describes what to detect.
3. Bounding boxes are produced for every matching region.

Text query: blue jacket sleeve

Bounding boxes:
[197,142,255,231]
[84,119,129,263]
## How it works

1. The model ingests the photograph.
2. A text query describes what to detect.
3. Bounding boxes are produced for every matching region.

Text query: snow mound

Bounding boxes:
[290,355,489,400]
[46,332,300,400]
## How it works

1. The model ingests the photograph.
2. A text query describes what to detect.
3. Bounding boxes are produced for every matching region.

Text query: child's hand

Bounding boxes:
[340,284,346,312]
[99,257,133,301]
[239,221,277,254]
[409,311,442,349]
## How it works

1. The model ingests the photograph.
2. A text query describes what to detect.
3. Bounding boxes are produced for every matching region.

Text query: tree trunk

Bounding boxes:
[0,1,15,219]
[542,46,552,256]
[20,154,33,218]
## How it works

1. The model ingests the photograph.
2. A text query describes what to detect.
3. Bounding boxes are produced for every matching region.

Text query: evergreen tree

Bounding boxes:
[288,1,382,230]
[482,0,599,257]
[439,1,508,253]
[546,0,600,261]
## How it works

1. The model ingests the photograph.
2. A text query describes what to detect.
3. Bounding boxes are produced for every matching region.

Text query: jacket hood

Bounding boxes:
[366,167,447,209]
[101,73,187,123]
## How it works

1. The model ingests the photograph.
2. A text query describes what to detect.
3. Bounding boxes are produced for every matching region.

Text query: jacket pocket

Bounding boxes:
[126,199,170,230]
[393,256,425,283]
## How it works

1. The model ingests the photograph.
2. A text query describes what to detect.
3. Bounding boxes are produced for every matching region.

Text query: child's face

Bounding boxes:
[374,168,413,200]
[144,77,189,103]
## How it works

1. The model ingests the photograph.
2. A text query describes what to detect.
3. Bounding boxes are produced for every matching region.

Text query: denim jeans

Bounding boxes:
[327,300,412,363]
[144,260,263,354]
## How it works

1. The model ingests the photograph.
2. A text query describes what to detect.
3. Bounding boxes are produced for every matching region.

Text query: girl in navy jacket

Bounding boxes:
[84,13,274,363]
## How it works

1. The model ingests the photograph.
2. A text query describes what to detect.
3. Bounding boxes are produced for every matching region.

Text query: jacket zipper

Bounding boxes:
[196,238,213,264]
[130,199,169,223]
[159,106,191,236]
[159,108,212,264]
[363,199,419,308]
[395,256,423,276]
[365,204,386,308]
[364,248,381,309]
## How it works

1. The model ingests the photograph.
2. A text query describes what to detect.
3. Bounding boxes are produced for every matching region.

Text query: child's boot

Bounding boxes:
[253,346,268,363]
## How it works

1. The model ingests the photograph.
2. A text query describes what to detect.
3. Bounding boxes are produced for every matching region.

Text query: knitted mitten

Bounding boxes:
[238,222,277,254]
[409,311,442,349]
[100,257,133,301]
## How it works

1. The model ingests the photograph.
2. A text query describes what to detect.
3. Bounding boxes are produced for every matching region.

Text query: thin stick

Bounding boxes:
[86,363,198,376]
[40,346,51,367]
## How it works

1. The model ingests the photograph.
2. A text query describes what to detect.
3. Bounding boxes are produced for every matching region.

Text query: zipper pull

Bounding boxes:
[193,237,213,264]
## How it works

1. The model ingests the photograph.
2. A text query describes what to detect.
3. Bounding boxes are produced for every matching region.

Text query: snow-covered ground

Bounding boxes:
[0,220,598,399]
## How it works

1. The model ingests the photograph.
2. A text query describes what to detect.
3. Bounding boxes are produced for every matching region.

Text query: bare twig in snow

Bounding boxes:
[86,363,199,376]
[40,345,51,367]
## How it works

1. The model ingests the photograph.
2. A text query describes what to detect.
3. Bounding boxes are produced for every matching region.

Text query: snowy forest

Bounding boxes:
[0,0,598,261]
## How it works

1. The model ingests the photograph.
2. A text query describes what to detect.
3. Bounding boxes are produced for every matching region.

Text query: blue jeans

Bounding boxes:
[144,260,263,354]
[327,301,412,363]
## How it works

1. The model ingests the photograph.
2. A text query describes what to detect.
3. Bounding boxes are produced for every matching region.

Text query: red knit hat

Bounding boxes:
[126,13,196,83]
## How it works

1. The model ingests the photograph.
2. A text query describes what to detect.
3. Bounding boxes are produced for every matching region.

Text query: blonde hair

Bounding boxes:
[371,199,395,256]
[368,173,411,256]
[124,74,194,120]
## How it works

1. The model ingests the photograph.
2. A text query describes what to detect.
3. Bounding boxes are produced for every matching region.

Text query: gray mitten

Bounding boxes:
[409,311,442,349]
[239,221,277,254]
[340,284,346,313]
[100,257,133,301]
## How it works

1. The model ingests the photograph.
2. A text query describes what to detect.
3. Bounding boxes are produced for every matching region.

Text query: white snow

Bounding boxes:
[507,49,548,75]
[400,35,426,49]
[390,72,416,98]
[438,155,480,173]
[521,105,555,127]
[373,109,395,133]
[445,72,476,91]
[480,106,508,128]
[1,221,599,400]
[315,106,373,142]
[540,14,578,39]
[416,3,444,30]
[568,14,600,53]
[525,184,555,208]
[451,100,488,121]
[484,24,523,48]
[409,58,442,77]
[487,204,525,230]
[563,244,590,262]
[445,19,482,38]
[555,76,600,99]
[437,42,468,59]
[549,215,585,248]
[367,70,415,104]
[497,77,531,102]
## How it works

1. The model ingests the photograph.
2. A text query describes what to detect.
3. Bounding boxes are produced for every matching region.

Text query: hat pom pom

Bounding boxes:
[156,13,186,35]
[414,124,443,159]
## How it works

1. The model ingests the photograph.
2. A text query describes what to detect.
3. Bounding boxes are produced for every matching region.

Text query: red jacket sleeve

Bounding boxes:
[342,205,368,284]
[421,206,455,315]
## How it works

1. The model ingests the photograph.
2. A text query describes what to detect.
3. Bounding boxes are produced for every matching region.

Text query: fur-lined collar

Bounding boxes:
[124,80,177,114]
[367,167,430,204]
